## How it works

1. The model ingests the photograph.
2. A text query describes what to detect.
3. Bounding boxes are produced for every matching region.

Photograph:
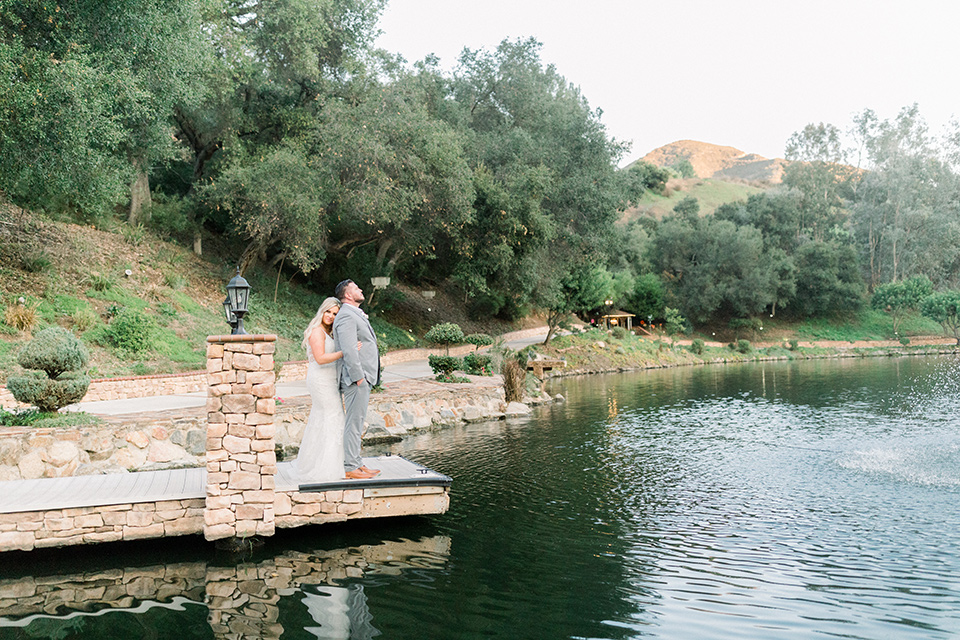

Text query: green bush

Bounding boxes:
[736,339,751,354]
[899,336,910,346]
[788,339,799,350]
[107,308,154,353]
[463,352,493,375]
[8,327,91,412]
[424,322,464,355]
[71,307,99,332]
[464,333,493,350]
[611,326,627,340]
[689,338,705,355]
[427,355,463,381]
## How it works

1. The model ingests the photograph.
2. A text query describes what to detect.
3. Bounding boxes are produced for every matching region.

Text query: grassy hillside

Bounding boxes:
[0,203,535,385]
[622,177,765,221]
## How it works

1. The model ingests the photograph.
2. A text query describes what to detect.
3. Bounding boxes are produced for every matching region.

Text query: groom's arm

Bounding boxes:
[334,314,364,384]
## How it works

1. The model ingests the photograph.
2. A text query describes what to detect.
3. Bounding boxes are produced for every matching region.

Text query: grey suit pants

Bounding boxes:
[341,381,370,471]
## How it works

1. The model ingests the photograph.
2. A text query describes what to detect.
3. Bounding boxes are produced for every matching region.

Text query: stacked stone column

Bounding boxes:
[204,335,278,541]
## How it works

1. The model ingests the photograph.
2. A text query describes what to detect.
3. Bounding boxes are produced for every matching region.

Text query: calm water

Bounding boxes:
[2,356,960,639]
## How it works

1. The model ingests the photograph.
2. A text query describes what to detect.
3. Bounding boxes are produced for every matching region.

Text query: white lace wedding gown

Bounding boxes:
[296,331,345,483]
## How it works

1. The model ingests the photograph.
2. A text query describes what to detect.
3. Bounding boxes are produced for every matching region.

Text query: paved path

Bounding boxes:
[69,328,551,417]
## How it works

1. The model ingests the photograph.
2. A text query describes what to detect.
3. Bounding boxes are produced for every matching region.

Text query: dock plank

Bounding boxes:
[0,456,447,514]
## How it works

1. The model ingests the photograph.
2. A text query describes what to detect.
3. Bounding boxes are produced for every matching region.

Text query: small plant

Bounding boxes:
[899,336,910,346]
[689,338,705,355]
[788,339,799,350]
[464,333,494,350]
[611,326,627,340]
[3,299,40,332]
[737,339,752,354]
[105,304,123,318]
[425,322,464,355]
[71,307,99,332]
[121,224,146,246]
[463,352,493,376]
[106,308,154,353]
[428,355,466,382]
[163,273,186,290]
[85,272,114,292]
[501,357,525,403]
[7,327,91,412]
[19,250,51,273]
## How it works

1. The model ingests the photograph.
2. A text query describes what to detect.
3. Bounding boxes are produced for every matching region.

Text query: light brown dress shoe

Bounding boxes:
[345,469,375,479]
[358,465,381,476]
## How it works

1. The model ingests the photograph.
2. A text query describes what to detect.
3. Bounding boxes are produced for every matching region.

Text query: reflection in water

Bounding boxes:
[0,535,450,638]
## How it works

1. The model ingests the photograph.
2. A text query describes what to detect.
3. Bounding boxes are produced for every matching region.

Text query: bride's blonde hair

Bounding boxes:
[302,297,341,351]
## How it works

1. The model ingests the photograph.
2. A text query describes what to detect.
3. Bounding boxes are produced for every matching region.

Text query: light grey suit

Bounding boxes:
[332,303,379,472]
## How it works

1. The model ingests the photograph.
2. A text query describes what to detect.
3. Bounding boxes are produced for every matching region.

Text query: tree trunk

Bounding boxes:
[127,160,152,226]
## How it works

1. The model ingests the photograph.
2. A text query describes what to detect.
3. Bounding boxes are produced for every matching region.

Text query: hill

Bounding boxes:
[0,204,525,385]
[640,140,789,184]
[622,177,765,221]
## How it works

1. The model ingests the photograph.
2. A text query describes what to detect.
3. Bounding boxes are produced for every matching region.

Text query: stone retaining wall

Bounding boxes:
[0,379,506,482]
[0,326,545,407]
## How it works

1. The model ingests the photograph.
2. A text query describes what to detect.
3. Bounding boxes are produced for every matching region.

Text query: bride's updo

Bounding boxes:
[302,296,341,351]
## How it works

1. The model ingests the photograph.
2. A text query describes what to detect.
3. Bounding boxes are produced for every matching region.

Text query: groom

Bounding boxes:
[333,279,381,480]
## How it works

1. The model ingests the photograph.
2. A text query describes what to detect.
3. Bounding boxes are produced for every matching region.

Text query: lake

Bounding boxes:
[2,355,959,639]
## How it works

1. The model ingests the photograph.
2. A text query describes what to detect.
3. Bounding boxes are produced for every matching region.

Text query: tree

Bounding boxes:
[921,291,960,344]
[793,241,865,317]
[0,0,210,221]
[871,274,933,335]
[424,323,465,355]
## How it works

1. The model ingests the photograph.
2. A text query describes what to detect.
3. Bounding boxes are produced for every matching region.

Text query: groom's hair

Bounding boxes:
[334,279,354,301]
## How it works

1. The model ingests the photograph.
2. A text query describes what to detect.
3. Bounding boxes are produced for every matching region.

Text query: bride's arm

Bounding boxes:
[308,328,343,365]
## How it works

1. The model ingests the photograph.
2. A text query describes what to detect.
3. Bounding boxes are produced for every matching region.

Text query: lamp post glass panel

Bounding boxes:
[226,269,251,335]
[222,296,237,332]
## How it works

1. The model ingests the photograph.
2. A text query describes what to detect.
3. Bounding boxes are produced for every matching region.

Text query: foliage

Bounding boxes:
[663,307,687,335]
[463,352,493,376]
[501,357,526,403]
[106,308,154,354]
[3,300,40,333]
[920,290,960,344]
[628,274,664,324]
[671,158,697,179]
[736,339,752,354]
[8,327,90,412]
[871,275,933,335]
[611,326,627,340]
[689,338,705,355]
[427,355,464,382]
[424,323,465,355]
[464,333,493,350]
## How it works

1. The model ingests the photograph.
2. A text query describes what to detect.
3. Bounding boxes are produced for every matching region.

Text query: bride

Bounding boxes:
[296,296,353,483]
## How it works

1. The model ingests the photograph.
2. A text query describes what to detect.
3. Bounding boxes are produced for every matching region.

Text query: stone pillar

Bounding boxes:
[204,335,278,542]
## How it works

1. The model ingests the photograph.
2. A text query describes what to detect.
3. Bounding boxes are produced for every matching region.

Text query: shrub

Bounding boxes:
[20,250,51,273]
[501,357,525,403]
[163,273,186,290]
[424,322,464,355]
[107,308,154,353]
[7,327,90,412]
[611,326,627,340]
[736,339,751,354]
[689,338,705,355]
[463,352,493,376]
[71,307,99,332]
[3,300,39,332]
[899,336,910,346]
[464,333,493,350]
[788,339,799,351]
[428,355,463,382]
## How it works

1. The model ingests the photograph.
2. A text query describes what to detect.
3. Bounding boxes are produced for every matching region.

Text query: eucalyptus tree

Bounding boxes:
[849,105,960,287]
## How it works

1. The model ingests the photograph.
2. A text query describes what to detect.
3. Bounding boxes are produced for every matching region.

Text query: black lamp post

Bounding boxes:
[225,268,250,335]
[222,295,237,333]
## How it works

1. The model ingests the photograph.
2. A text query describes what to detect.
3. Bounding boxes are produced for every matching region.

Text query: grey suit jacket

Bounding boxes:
[332,303,380,389]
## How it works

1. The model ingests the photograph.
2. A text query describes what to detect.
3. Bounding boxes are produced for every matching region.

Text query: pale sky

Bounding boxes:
[375,0,960,166]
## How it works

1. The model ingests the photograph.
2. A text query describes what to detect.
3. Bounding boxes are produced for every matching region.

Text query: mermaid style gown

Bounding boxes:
[296,331,345,483]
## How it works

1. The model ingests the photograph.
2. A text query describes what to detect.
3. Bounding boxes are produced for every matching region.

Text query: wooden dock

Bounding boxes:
[0,456,451,552]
